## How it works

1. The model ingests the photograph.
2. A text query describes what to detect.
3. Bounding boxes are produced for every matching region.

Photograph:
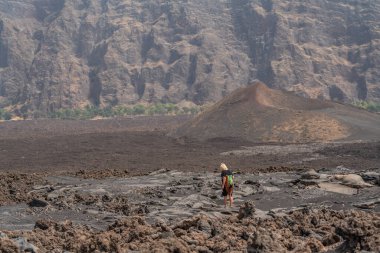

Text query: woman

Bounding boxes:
[220,163,234,207]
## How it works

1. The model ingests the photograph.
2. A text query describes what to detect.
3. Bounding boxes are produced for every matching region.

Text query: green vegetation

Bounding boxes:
[0,108,12,120]
[0,103,204,120]
[352,100,380,113]
[47,103,202,120]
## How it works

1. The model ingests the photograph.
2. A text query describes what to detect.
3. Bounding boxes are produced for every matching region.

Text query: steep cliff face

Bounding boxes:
[0,0,379,114]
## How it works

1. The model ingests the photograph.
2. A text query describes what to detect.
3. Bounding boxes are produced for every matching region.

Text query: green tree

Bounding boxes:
[352,100,380,113]
[190,107,200,115]
[165,103,179,114]
[132,104,146,115]
[0,109,12,120]
[100,107,114,118]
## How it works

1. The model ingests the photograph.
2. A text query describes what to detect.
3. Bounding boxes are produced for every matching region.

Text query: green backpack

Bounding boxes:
[227,174,234,187]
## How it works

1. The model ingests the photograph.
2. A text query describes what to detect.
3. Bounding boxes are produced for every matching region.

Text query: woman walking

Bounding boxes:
[220,163,234,207]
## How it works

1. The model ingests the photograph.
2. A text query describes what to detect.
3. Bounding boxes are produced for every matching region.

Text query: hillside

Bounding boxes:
[0,0,380,115]
[172,81,380,143]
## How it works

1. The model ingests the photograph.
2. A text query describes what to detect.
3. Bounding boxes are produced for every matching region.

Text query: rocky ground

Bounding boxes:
[0,168,379,252]
[0,117,379,252]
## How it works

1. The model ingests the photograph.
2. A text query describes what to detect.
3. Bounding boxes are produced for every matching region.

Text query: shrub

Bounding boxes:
[81,105,101,119]
[165,103,179,114]
[147,103,167,115]
[33,110,48,119]
[132,104,145,115]
[0,109,12,120]
[113,106,133,116]
[100,107,114,118]
[352,100,380,113]
[36,102,202,120]
[190,107,200,115]
[367,102,380,112]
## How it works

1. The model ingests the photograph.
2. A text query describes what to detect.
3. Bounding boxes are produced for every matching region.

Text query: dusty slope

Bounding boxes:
[0,0,380,115]
[173,82,380,143]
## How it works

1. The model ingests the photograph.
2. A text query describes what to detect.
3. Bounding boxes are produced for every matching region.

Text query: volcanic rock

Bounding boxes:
[335,174,373,188]
[0,237,18,253]
[1,208,379,252]
[28,198,49,208]
[13,238,38,253]
[238,201,256,219]
[35,219,54,230]
[301,169,320,179]
[361,171,380,186]
[173,194,216,209]
[353,198,380,209]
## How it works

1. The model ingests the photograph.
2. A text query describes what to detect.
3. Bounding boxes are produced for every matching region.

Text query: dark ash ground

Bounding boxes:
[0,116,379,252]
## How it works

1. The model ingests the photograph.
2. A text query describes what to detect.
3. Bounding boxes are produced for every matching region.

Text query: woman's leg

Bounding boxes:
[229,188,233,207]
[222,187,228,207]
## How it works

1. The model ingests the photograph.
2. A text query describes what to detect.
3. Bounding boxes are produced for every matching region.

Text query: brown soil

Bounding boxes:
[0,116,379,178]
[173,82,380,143]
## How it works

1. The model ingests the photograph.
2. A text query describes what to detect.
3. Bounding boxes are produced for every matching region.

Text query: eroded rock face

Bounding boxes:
[0,0,379,114]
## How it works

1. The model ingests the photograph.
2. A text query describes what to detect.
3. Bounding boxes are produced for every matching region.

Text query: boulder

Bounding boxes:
[335,174,373,188]
[238,201,256,219]
[35,219,54,230]
[361,171,380,186]
[301,169,320,179]
[14,238,38,253]
[28,198,49,207]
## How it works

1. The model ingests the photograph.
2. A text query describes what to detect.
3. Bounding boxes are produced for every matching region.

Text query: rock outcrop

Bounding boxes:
[0,0,379,114]
[2,209,380,252]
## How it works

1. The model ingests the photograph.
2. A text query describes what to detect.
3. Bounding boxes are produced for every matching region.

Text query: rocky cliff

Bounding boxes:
[0,0,379,114]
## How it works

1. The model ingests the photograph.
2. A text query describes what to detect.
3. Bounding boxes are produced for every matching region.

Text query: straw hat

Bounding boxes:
[220,163,228,171]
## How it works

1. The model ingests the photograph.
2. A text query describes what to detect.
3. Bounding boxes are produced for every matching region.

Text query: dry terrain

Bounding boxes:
[173,82,380,143]
[0,115,379,252]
